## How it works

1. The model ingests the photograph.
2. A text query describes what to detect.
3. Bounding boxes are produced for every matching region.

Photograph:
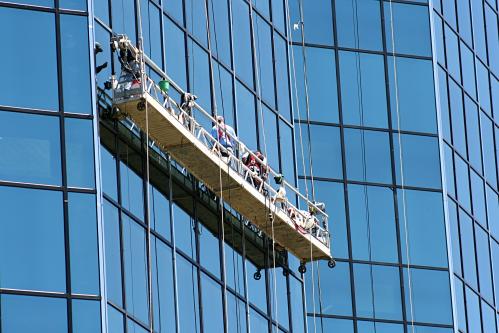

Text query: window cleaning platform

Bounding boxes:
[108,35,332,264]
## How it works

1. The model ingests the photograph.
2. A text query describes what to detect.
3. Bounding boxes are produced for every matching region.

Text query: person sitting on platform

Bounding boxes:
[242,150,268,192]
[211,116,237,163]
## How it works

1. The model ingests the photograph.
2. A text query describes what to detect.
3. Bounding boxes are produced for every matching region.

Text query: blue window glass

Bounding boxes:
[493,240,499,305]
[477,61,491,114]
[272,0,285,32]
[111,0,136,44]
[0,186,65,292]
[247,257,267,311]
[103,200,122,306]
[307,261,352,316]
[481,114,497,187]
[442,0,457,27]
[226,292,247,333]
[258,106,279,169]
[150,185,171,240]
[213,62,235,127]
[403,268,452,325]
[151,236,176,333]
[475,225,493,302]
[232,0,254,86]
[384,2,431,56]
[236,81,257,150]
[460,43,476,98]
[72,300,101,333]
[388,57,436,133]
[438,69,451,142]
[465,97,482,170]
[444,25,461,81]
[455,155,471,213]
[1,295,67,332]
[66,118,96,188]
[201,274,224,333]
[269,267,289,329]
[60,0,85,10]
[349,185,398,263]
[289,277,305,333]
[408,325,454,333]
[457,0,472,44]
[486,186,499,240]
[274,34,292,121]
[141,1,162,67]
[107,305,124,333]
[470,170,487,226]
[1,8,58,110]
[224,237,245,295]
[173,204,196,258]
[164,17,187,90]
[123,215,149,325]
[358,321,403,333]
[127,320,148,333]
[95,23,112,92]
[176,255,201,333]
[199,222,221,278]
[444,144,455,197]
[319,318,354,333]
[448,201,461,276]
[471,0,486,61]
[297,124,342,179]
[394,134,441,189]
[345,129,391,184]
[208,0,231,66]
[465,287,481,332]
[120,160,144,220]
[354,264,402,320]
[254,0,270,17]
[434,15,445,65]
[398,190,447,267]
[482,300,497,333]
[250,309,269,332]
[492,75,499,117]
[279,121,296,184]
[61,15,91,114]
[293,46,339,123]
[459,209,477,288]
[449,81,466,156]
[301,0,334,45]
[254,14,275,107]
[339,52,387,128]
[165,0,183,23]
[454,278,466,331]
[101,145,118,201]
[336,0,382,51]
[0,111,61,185]
[185,0,207,46]
[188,41,211,112]
[69,193,99,295]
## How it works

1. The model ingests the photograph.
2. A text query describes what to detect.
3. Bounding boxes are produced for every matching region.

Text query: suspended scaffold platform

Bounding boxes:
[108,35,332,264]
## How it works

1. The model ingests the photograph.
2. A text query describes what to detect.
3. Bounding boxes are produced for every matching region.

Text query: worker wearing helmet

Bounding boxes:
[211,116,237,159]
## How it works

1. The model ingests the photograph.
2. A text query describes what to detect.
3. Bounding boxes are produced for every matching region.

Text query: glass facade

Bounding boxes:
[0,0,497,333]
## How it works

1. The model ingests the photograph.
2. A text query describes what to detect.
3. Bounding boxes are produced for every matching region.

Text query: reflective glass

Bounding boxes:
[259,106,279,169]
[274,34,291,121]
[103,200,123,306]
[66,118,96,188]
[188,41,211,112]
[141,1,162,67]
[127,319,148,333]
[307,261,352,316]
[236,81,258,150]
[249,308,269,332]
[224,232,245,295]
[454,278,466,331]
[279,121,296,183]
[272,0,285,32]
[482,299,497,333]
[388,57,437,133]
[475,225,493,302]
[201,274,224,333]
[72,300,101,333]
[120,160,144,220]
[354,264,402,320]
[448,201,461,276]
[455,155,471,212]
[345,129,391,183]
[398,190,447,267]
[301,0,334,45]
[293,46,339,123]
[465,97,482,171]
[186,0,207,45]
[471,0,486,60]
[254,14,275,107]
[394,134,441,189]
[199,222,221,278]
[151,237,176,333]
[470,170,487,226]
[0,111,61,185]
[384,2,431,56]
[465,287,481,332]
[176,255,201,333]
[111,0,136,44]
[438,68,451,141]
[485,5,499,75]
[460,43,476,98]
[486,186,499,240]
[95,0,109,24]
[232,0,254,86]
[107,305,124,333]
[442,0,456,27]
[290,277,305,333]
[226,292,247,333]
[269,267,289,329]
[1,295,67,332]
[449,80,466,156]
[457,0,472,44]
[213,64,235,127]
[319,318,354,333]
[208,0,231,66]
[481,114,497,187]
[101,145,118,200]
[0,186,65,292]
[150,185,171,240]
[123,215,149,324]
[173,204,196,258]
[1,8,58,110]
[247,258,267,311]
[403,268,452,325]
[339,52,387,128]
[336,0,382,51]
[61,15,91,114]
[444,144,455,197]
[477,61,491,114]
[69,193,99,295]
[349,185,398,263]
[164,17,187,90]
[165,0,183,23]
[358,321,403,333]
[444,25,460,81]
[459,210,477,288]
[492,240,499,306]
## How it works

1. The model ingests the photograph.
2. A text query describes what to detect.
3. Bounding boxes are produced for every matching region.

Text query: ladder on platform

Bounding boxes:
[107,34,334,267]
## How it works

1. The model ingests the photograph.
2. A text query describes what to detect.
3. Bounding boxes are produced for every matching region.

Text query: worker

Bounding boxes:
[179,92,197,132]
[272,174,287,208]
[242,150,268,192]
[287,207,318,231]
[211,116,237,161]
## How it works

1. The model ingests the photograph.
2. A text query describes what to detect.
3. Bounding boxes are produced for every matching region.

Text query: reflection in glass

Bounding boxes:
[73,300,101,333]
[66,118,96,188]
[201,274,224,333]
[176,255,201,333]
[103,200,123,306]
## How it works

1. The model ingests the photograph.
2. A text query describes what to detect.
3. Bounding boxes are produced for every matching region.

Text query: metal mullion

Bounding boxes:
[379,1,410,332]
[193,186,205,333]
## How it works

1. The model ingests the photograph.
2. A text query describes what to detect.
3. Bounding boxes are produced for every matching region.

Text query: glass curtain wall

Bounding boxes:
[0,0,100,332]
[290,0,454,332]
[432,0,499,331]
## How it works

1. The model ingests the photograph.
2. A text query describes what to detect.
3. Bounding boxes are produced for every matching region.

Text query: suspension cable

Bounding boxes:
[386,1,415,332]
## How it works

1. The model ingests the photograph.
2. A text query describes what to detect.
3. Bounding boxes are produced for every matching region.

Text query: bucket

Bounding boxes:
[159,80,170,93]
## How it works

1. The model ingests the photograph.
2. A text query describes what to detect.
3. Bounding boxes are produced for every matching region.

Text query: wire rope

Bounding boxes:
[386,1,415,332]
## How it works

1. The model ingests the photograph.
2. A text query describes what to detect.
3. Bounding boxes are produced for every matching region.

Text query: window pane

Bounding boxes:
[176,255,201,333]
[103,200,123,306]
[173,204,196,258]
[0,111,61,185]
[358,321,403,333]
[61,15,91,114]
[384,2,431,56]
[120,160,144,220]
[0,186,65,292]
[394,134,441,189]
[449,81,466,156]
[403,268,452,325]
[398,190,447,267]
[301,0,334,45]
[339,52,387,128]
[388,58,436,133]
[319,318,354,333]
[107,305,124,333]
[69,193,99,295]
[101,145,118,200]
[164,17,187,90]
[460,210,477,288]
[199,222,221,278]
[344,129,391,184]
[1,8,58,110]
[247,257,267,311]
[349,185,398,263]
[72,300,101,333]
[254,15,275,107]
[111,0,136,44]
[475,226,493,302]
[274,34,292,121]
[226,292,247,333]
[236,81,257,150]
[188,41,211,112]
[66,118,96,188]
[150,185,171,240]
[1,295,67,332]
[201,274,224,333]
[232,0,253,86]
[290,277,305,333]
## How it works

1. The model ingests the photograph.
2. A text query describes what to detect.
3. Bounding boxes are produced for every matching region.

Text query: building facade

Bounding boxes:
[0,0,497,333]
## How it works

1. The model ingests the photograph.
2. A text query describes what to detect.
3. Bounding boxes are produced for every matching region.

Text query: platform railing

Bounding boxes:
[115,71,330,249]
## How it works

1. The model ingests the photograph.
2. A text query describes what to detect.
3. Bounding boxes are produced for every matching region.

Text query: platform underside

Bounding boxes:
[115,94,331,261]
